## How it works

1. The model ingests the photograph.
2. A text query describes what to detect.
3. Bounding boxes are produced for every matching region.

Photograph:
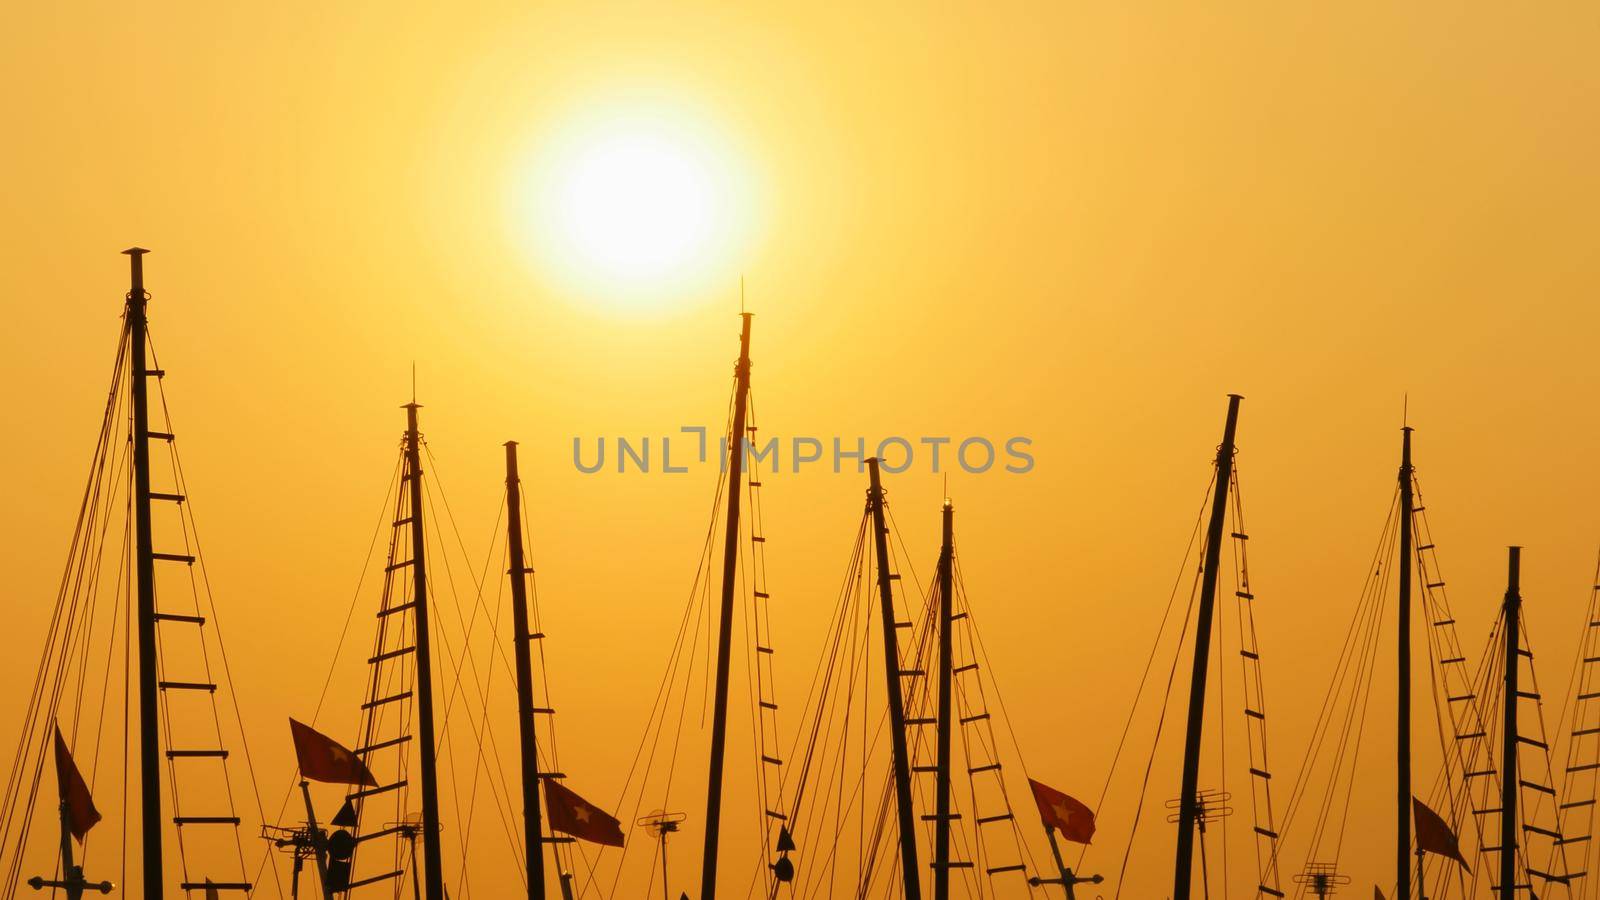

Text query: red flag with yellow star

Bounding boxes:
[1028,778,1095,844]
[544,779,624,847]
[289,718,377,787]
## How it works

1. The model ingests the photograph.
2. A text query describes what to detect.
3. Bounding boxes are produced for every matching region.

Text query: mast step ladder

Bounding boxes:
[346,871,404,889]
[361,690,413,710]
[377,600,416,618]
[368,646,415,664]
[159,681,217,692]
[356,735,411,755]
[351,780,406,800]
[155,612,205,624]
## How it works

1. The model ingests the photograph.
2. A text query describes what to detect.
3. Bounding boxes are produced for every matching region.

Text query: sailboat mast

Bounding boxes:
[404,403,446,900]
[1172,394,1242,900]
[1500,547,1521,900]
[699,312,753,900]
[125,247,164,900]
[868,457,923,900]
[1396,427,1415,900]
[934,500,955,900]
[504,442,547,899]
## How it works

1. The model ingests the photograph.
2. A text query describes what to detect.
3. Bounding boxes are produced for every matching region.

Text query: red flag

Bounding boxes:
[53,725,100,841]
[1028,778,1095,844]
[543,780,624,847]
[1412,797,1468,869]
[289,719,377,787]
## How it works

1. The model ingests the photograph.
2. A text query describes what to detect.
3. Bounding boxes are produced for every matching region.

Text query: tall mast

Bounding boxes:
[1396,427,1415,900]
[1500,547,1521,900]
[699,312,753,900]
[1172,394,1242,900]
[868,457,923,900]
[933,500,955,900]
[404,403,445,900]
[505,442,547,899]
[125,246,164,900]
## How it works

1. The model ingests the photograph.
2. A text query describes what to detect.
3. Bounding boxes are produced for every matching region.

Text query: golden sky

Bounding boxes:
[2,2,1598,898]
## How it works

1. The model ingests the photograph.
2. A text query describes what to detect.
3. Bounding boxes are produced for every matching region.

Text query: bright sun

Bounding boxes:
[516,101,755,309]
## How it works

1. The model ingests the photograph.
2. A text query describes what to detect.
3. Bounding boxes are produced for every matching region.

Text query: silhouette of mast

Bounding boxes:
[1397,426,1415,900]
[125,247,164,900]
[868,457,923,900]
[700,312,753,900]
[403,403,445,900]
[504,442,547,899]
[1172,394,1242,900]
[1500,547,1521,900]
[934,499,955,900]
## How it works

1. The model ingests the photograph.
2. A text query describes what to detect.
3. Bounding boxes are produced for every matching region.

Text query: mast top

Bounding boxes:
[122,247,149,256]
[504,440,518,448]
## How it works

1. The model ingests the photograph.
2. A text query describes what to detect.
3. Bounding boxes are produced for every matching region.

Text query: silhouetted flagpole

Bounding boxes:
[1397,426,1415,900]
[700,313,753,900]
[869,457,923,900]
[404,403,445,900]
[124,247,165,900]
[934,499,955,900]
[504,442,547,899]
[1500,547,1521,900]
[1172,394,1242,900]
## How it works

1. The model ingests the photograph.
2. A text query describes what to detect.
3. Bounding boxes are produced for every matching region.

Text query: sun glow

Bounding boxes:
[516,100,757,310]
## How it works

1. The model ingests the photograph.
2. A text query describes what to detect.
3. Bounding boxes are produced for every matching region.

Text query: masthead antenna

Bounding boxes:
[1403,393,1409,429]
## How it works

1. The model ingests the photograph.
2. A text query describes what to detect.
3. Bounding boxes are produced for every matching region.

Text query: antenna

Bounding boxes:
[1403,393,1409,428]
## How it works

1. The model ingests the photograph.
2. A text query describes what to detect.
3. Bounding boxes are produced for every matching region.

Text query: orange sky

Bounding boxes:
[2,3,1598,898]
